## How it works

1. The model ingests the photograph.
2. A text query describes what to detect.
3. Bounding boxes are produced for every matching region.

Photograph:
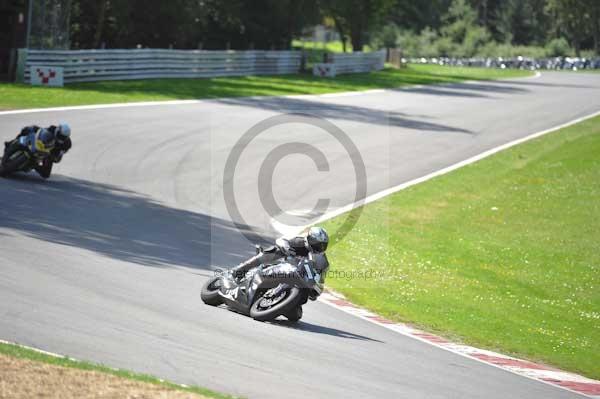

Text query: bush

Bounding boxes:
[461,26,491,57]
[397,28,439,58]
[545,37,571,57]
[369,0,579,61]
[435,36,456,57]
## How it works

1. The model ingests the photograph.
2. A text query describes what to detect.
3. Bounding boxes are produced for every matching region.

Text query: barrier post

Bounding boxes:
[16,48,28,83]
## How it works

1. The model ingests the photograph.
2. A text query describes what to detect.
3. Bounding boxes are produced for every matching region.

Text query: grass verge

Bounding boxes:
[0,64,530,110]
[322,115,600,379]
[0,341,236,399]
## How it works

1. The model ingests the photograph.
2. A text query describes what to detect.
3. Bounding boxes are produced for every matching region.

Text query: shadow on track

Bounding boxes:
[398,81,530,98]
[0,174,270,269]
[214,96,474,134]
[493,78,600,89]
[269,319,383,342]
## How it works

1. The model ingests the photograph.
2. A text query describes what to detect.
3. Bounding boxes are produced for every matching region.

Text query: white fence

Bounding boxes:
[18,49,303,84]
[330,50,386,74]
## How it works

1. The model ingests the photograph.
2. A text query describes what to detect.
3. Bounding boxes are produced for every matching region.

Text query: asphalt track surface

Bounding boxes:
[1,72,599,398]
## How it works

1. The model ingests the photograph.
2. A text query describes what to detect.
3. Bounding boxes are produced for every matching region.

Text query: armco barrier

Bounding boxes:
[17,49,303,84]
[330,50,386,74]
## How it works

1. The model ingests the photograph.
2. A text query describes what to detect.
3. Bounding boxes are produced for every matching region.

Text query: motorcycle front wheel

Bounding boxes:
[201,277,224,306]
[0,151,29,177]
[250,286,301,321]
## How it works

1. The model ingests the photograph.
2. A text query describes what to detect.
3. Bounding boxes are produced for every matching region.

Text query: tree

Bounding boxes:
[232,0,319,49]
[381,23,400,50]
[441,0,479,43]
[371,22,400,57]
[387,0,452,33]
[437,0,492,56]
[546,0,591,56]
[320,0,395,51]
[66,0,600,54]
[92,0,107,48]
[586,0,600,54]
[490,0,549,45]
[70,0,320,50]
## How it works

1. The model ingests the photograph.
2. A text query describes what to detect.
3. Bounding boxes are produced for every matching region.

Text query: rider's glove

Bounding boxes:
[275,237,295,256]
[53,151,65,163]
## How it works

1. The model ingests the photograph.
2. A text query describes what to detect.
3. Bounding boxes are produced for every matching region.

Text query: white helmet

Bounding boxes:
[57,123,71,139]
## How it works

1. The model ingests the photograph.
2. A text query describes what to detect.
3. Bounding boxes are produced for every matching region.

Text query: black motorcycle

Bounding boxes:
[0,131,53,178]
[201,247,328,322]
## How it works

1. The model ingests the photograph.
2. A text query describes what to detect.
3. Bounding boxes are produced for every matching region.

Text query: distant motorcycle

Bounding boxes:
[0,131,54,178]
[201,246,328,322]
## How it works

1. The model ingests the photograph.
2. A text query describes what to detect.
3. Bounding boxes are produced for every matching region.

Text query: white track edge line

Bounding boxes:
[0,339,192,388]
[0,339,66,358]
[0,70,541,116]
[0,99,204,116]
[308,109,600,398]
[319,295,593,398]
[307,108,600,227]
[2,69,593,396]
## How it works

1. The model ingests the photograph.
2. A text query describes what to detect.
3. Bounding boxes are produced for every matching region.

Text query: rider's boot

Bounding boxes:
[230,249,281,283]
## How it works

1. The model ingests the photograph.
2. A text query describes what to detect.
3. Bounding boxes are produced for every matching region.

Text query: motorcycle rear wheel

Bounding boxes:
[201,277,224,306]
[250,286,301,321]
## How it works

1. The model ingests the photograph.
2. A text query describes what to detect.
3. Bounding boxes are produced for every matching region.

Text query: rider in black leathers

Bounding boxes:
[230,227,330,282]
[4,123,72,178]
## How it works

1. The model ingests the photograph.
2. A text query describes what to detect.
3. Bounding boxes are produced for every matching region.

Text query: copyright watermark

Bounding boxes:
[211,267,400,281]
[221,113,367,246]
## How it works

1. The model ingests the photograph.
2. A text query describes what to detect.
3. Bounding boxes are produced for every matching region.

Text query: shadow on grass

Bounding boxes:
[44,68,550,135]
[60,67,532,103]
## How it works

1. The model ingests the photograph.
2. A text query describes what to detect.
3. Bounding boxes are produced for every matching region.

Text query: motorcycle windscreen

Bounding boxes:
[313,253,329,274]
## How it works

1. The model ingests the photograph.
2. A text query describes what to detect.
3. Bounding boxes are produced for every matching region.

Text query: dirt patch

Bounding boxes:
[0,354,209,399]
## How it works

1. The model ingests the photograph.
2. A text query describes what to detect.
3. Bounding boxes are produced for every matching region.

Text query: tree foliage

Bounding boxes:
[70,0,320,50]
[62,0,600,55]
[385,0,599,57]
[319,0,395,51]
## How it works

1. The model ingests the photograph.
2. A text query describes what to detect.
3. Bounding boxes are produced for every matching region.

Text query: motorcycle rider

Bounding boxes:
[230,226,330,283]
[3,123,72,179]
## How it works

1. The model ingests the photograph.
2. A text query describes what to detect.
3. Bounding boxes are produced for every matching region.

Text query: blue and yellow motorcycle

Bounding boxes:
[0,129,55,178]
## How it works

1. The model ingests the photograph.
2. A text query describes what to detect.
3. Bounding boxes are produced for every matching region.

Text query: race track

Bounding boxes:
[1,71,599,398]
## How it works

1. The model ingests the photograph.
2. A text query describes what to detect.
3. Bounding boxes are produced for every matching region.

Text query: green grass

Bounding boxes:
[0,341,236,399]
[0,64,531,110]
[323,116,600,379]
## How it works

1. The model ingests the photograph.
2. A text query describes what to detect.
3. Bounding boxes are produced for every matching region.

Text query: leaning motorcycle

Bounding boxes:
[0,131,54,178]
[201,247,328,322]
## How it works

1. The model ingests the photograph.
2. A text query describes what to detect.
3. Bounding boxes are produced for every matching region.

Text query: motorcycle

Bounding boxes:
[0,131,54,178]
[201,246,328,322]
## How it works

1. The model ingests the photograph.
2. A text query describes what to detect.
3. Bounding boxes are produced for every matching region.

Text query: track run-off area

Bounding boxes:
[1,72,600,398]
